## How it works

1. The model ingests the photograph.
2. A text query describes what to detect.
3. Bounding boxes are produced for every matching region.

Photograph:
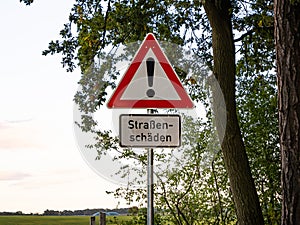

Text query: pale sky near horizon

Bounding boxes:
[0,0,123,214]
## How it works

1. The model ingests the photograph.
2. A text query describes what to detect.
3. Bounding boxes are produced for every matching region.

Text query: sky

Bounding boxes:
[0,0,122,214]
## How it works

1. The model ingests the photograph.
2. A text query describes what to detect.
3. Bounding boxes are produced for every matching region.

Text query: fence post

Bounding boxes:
[90,216,96,225]
[100,212,106,225]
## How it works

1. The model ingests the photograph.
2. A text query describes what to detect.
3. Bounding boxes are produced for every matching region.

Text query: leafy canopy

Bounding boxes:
[20,0,279,223]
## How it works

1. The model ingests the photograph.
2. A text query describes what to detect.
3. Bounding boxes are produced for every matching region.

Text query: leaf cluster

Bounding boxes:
[21,0,281,223]
[19,0,33,6]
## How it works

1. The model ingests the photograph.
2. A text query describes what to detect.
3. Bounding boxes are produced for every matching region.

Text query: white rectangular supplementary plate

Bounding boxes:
[119,114,181,148]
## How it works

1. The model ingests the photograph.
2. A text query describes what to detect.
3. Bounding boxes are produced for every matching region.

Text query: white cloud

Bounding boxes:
[0,121,44,150]
[0,171,30,181]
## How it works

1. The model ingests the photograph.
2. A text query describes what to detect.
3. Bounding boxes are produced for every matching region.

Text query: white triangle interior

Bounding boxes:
[121,49,181,101]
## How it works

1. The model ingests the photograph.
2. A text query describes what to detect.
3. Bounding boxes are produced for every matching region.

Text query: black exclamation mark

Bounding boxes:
[146,57,155,98]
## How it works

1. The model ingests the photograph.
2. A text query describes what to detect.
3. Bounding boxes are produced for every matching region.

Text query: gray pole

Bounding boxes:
[147,147,154,225]
[147,109,154,225]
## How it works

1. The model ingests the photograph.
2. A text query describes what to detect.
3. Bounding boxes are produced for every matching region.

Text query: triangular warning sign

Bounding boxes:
[107,33,194,109]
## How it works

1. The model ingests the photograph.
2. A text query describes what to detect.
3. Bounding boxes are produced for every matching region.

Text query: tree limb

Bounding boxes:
[234,29,254,42]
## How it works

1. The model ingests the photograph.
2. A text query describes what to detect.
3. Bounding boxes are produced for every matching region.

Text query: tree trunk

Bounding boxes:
[203,1,264,224]
[274,1,300,224]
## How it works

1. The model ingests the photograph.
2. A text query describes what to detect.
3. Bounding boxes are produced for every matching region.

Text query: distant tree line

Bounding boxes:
[43,208,129,216]
[0,208,130,216]
[0,211,25,216]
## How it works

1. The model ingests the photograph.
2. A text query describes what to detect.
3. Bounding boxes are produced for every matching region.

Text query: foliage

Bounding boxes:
[235,2,280,223]
[19,0,33,6]
[154,116,236,225]
[236,69,281,224]
[20,0,280,223]
[119,208,166,225]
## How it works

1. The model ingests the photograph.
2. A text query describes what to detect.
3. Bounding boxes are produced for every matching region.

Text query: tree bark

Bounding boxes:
[203,1,264,224]
[274,1,300,224]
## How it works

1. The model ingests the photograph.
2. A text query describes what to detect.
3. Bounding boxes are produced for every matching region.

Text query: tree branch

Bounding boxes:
[234,29,254,42]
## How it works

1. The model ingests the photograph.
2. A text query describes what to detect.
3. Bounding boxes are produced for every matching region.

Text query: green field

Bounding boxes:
[0,215,132,225]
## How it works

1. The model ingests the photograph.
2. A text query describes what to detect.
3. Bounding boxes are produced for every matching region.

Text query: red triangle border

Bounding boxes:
[107,33,194,109]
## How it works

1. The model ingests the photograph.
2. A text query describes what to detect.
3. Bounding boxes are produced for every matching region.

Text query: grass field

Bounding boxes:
[0,215,132,225]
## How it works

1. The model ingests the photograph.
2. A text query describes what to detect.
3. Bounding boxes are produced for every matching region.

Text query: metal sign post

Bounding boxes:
[147,147,154,225]
[147,109,154,225]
